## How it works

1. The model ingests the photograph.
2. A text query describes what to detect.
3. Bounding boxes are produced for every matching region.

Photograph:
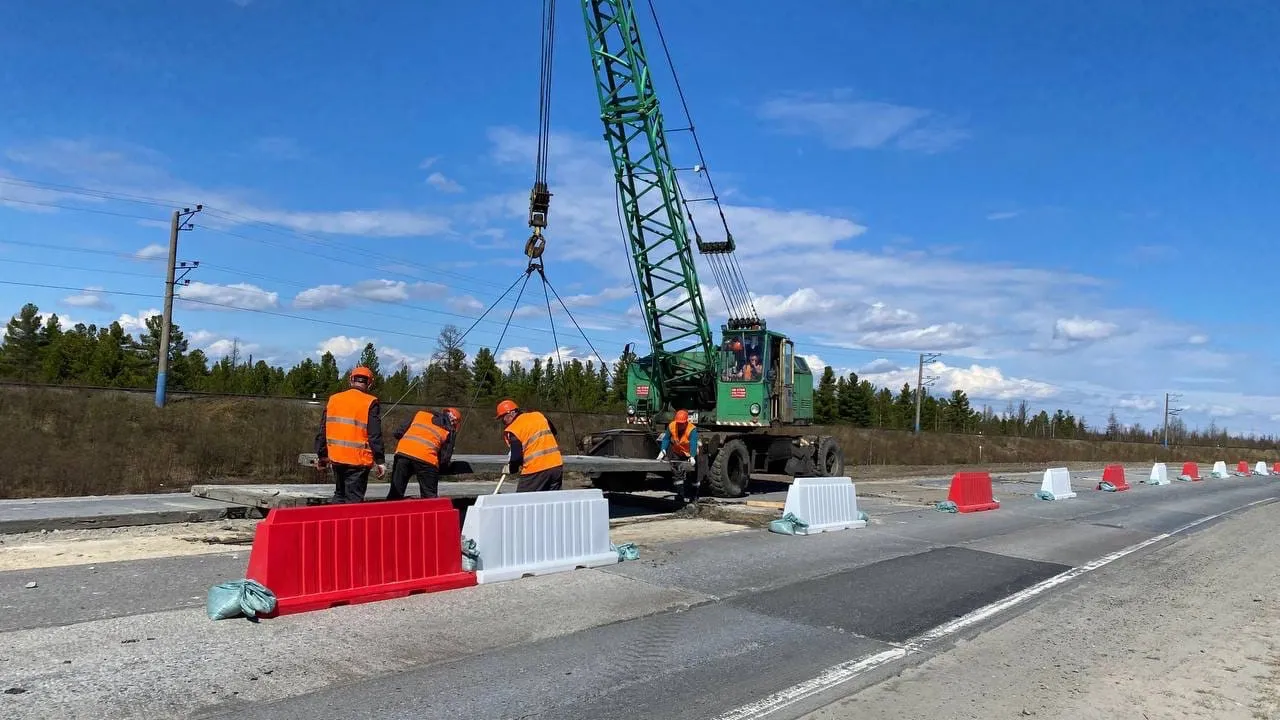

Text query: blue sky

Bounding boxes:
[1,0,1278,435]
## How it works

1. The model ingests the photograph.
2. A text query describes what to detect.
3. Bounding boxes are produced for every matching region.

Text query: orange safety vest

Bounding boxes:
[667,421,695,457]
[324,388,376,466]
[504,411,563,474]
[396,410,449,466]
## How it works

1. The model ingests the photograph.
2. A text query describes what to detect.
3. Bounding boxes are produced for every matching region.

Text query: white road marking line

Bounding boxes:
[712,496,1275,720]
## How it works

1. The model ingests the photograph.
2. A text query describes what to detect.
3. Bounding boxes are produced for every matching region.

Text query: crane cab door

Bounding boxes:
[770,336,796,423]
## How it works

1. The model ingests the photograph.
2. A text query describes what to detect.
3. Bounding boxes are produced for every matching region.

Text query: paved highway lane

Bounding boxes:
[1,476,1276,720]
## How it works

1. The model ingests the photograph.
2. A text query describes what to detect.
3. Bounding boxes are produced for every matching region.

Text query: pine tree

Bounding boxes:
[814,366,838,423]
[356,342,382,383]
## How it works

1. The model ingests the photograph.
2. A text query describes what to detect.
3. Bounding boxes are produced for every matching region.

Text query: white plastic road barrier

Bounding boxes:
[1040,467,1077,499]
[781,477,867,534]
[1148,462,1170,485]
[1212,460,1230,478]
[1255,461,1270,476]
[460,488,618,584]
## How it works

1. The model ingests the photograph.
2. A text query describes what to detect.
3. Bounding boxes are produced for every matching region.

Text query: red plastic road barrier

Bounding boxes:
[246,498,475,617]
[947,471,1000,512]
[1273,462,1280,474]
[1181,462,1201,481]
[1100,464,1130,491]
[1237,461,1250,475]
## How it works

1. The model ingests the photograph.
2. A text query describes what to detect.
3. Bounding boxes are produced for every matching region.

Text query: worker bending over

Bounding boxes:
[657,409,700,501]
[387,406,460,500]
[314,366,385,503]
[496,399,563,492]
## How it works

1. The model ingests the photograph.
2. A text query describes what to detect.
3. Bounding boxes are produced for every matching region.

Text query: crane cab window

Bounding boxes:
[720,332,764,382]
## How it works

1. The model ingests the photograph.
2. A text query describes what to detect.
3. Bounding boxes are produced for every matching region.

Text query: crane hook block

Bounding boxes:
[528,184,552,229]
[525,233,546,260]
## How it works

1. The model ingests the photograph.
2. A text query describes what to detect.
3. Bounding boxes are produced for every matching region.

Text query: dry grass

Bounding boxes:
[2,386,1275,498]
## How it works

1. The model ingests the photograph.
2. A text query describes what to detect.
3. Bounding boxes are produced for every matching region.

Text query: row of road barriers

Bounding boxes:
[216,458,1279,619]
[233,489,629,618]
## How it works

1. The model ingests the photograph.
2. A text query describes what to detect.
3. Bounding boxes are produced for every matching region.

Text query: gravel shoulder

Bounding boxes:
[800,501,1280,720]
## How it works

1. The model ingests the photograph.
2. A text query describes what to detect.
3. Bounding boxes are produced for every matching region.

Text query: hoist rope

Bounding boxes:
[644,0,758,325]
[534,0,557,188]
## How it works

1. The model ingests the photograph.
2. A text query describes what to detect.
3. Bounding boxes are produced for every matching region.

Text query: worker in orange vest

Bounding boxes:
[313,366,385,503]
[496,399,563,492]
[657,409,700,501]
[387,406,460,500]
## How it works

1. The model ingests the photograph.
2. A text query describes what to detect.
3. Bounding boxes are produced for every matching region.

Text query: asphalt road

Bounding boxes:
[1,473,1276,720]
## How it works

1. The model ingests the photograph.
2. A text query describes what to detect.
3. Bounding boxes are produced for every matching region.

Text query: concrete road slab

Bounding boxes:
[0,551,249,632]
[0,569,711,720]
[965,521,1154,566]
[602,521,932,599]
[729,546,1070,643]
[202,598,895,720]
[0,494,241,534]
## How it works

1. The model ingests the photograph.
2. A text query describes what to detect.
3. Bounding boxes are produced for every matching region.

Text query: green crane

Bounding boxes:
[530,0,845,497]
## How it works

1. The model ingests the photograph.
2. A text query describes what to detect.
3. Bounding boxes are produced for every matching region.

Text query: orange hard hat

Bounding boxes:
[443,407,461,424]
[674,409,689,423]
[730,339,742,351]
[350,366,374,381]
[495,399,519,417]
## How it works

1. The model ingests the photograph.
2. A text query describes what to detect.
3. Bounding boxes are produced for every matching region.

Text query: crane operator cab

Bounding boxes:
[718,328,796,425]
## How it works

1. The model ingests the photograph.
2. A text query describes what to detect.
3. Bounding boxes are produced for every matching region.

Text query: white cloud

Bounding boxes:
[498,345,601,368]
[62,287,112,310]
[311,335,432,374]
[1187,334,1209,345]
[27,309,86,330]
[419,156,439,170]
[188,329,217,345]
[227,206,450,237]
[206,338,259,359]
[1053,316,1120,343]
[178,281,279,310]
[3,138,452,238]
[859,358,900,374]
[986,210,1021,221]
[856,323,978,352]
[116,308,162,333]
[293,279,446,310]
[426,172,464,193]
[133,243,167,260]
[446,295,485,314]
[316,335,371,359]
[862,360,1058,402]
[757,91,968,153]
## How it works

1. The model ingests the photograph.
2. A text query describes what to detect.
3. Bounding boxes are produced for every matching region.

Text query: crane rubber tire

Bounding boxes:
[708,439,751,498]
[816,437,844,477]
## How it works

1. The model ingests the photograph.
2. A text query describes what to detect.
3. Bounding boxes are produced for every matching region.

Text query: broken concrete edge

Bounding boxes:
[0,506,266,535]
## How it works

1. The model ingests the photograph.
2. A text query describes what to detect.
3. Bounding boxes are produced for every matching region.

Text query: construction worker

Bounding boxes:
[386,407,460,500]
[657,409,700,501]
[313,366,385,503]
[496,399,563,492]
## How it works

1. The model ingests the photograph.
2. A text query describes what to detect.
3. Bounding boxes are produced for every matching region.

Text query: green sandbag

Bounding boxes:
[1035,490,1056,501]
[769,512,809,535]
[207,579,276,621]
[611,542,639,561]
[935,500,958,513]
[461,538,479,572]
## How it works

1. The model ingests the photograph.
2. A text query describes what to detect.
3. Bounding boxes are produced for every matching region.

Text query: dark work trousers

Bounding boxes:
[516,466,563,493]
[668,452,703,502]
[387,454,440,499]
[330,463,372,503]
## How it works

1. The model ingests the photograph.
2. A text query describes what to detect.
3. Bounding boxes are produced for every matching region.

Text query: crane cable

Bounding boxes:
[644,0,759,326]
[524,0,557,262]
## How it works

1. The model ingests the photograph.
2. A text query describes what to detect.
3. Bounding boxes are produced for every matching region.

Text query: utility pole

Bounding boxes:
[155,205,203,408]
[1162,392,1183,448]
[914,352,942,433]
